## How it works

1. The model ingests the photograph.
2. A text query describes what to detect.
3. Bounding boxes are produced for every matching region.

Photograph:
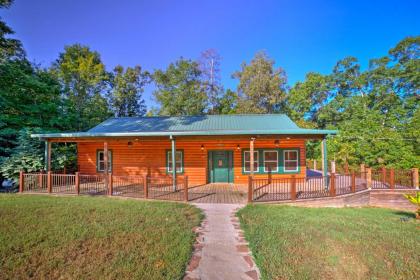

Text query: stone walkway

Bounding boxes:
[184,203,260,280]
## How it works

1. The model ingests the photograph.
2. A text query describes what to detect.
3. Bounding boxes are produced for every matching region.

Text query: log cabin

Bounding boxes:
[32,114,336,188]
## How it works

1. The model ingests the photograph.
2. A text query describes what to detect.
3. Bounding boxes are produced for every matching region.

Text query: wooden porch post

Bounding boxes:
[330,173,336,197]
[250,137,255,175]
[44,141,51,171]
[360,164,366,179]
[351,171,356,193]
[170,136,177,191]
[75,172,80,195]
[47,171,52,193]
[104,141,109,193]
[412,168,419,189]
[366,168,372,189]
[247,176,253,203]
[19,171,24,193]
[291,175,297,201]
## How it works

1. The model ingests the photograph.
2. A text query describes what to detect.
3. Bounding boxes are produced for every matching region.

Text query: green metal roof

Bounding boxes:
[32,114,337,139]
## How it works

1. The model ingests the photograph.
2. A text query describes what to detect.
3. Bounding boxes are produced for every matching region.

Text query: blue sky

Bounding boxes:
[2,0,419,108]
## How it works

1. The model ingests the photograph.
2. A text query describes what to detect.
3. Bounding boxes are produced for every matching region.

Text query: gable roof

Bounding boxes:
[32,114,337,139]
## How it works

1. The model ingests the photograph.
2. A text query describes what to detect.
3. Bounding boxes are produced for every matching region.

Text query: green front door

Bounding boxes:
[209,151,233,183]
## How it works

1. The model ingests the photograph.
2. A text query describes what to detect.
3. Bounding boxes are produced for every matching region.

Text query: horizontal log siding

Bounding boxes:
[77,138,306,186]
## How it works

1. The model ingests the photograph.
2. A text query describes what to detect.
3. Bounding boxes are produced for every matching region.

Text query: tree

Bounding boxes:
[153,58,207,115]
[287,72,330,123]
[0,0,24,61]
[213,89,238,114]
[51,44,111,130]
[109,65,150,117]
[198,49,223,113]
[0,59,62,159]
[233,51,288,113]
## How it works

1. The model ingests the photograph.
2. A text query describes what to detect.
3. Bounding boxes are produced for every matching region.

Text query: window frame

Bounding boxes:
[283,149,299,172]
[263,150,279,173]
[96,149,113,173]
[243,150,259,173]
[166,150,184,174]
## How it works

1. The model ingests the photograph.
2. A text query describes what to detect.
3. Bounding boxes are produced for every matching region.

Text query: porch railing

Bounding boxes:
[18,171,189,201]
[248,169,417,202]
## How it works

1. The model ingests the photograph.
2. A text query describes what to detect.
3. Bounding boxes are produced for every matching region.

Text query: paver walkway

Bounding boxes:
[184,203,260,280]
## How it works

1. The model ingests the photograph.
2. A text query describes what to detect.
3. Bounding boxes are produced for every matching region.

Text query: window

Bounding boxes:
[244,151,259,173]
[167,151,183,173]
[97,150,112,172]
[264,150,278,172]
[284,150,298,172]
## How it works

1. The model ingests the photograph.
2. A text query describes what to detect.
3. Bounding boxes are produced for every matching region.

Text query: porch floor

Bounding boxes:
[187,183,248,204]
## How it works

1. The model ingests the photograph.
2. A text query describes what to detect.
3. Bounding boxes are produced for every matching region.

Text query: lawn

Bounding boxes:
[238,205,420,280]
[0,194,202,280]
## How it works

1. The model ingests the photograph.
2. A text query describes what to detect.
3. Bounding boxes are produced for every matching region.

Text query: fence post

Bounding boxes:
[381,167,386,185]
[411,168,419,189]
[366,168,372,189]
[38,170,43,190]
[291,175,296,201]
[184,176,189,202]
[345,162,349,174]
[351,172,356,193]
[331,161,336,174]
[75,172,80,195]
[389,169,395,190]
[144,175,149,199]
[360,164,365,179]
[330,173,336,197]
[19,171,24,193]
[313,160,317,171]
[47,171,52,193]
[248,176,253,203]
[108,173,113,196]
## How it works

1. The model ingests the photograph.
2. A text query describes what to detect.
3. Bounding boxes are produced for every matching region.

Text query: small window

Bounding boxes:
[284,150,298,172]
[97,150,112,172]
[264,150,278,172]
[244,151,259,173]
[167,151,183,173]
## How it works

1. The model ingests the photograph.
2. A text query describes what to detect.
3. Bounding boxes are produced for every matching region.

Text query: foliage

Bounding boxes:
[0,59,61,159]
[238,205,420,280]
[153,58,207,115]
[403,192,420,215]
[0,195,202,279]
[0,0,24,61]
[109,65,150,117]
[288,36,420,169]
[233,51,288,113]
[50,44,112,131]
[0,128,45,181]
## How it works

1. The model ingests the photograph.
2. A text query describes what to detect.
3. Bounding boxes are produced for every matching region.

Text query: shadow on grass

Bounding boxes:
[391,210,415,219]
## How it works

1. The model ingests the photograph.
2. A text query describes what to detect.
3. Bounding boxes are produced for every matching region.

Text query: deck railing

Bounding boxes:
[19,171,189,201]
[17,168,417,203]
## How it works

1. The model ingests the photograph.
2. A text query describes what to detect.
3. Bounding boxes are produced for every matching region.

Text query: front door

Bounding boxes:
[209,151,233,183]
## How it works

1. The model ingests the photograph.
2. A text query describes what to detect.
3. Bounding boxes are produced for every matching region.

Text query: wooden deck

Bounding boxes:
[187,184,248,204]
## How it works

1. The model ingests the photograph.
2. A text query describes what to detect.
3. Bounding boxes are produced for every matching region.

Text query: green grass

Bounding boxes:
[237,205,420,280]
[0,194,202,280]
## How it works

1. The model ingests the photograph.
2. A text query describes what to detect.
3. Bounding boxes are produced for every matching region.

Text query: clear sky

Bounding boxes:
[1,0,419,107]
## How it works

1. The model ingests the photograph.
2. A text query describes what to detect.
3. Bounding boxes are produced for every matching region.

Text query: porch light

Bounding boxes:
[236,144,241,150]
[274,140,280,147]
[201,145,204,151]
[128,141,133,147]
